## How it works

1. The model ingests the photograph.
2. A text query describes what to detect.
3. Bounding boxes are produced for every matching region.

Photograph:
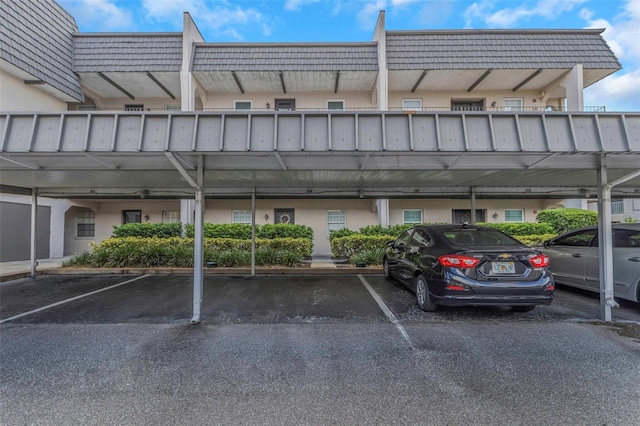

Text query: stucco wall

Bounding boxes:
[388,89,547,110]
[0,70,69,112]
[202,91,376,111]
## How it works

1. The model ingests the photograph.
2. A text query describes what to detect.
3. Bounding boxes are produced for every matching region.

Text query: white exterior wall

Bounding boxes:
[202,91,376,110]
[389,198,564,225]
[388,89,548,110]
[86,97,182,111]
[0,70,69,112]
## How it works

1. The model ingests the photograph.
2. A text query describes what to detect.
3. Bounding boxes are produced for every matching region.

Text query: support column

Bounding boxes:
[30,188,38,278]
[565,64,584,112]
[596,155,617,322]
[180,199,195,237]
[376,199,389,228]
[251,188,256,277]
[191,156,205,324]
[470,187,477,224]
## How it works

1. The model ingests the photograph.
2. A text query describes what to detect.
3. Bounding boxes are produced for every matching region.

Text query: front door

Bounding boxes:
[275,99,296,111]
[274,209,295,224]
[452,209,486,224]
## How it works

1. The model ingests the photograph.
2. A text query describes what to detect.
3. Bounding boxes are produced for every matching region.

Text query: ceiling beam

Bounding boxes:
[334,71,340,94]
[146,72,175,99]
[467,69,492,92]
[0,155,39,170]
[231,71,245,94]
[98,72,134,99]
[279,71,287,94]
[411,70,428,93]
[513,68,543,92]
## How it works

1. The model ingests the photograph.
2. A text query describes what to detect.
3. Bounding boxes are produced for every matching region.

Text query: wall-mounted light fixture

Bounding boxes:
[266,102,270,109]
[581,188,591,198]
[491,101,497,107]
[264,214,269,221]
[359,190,364,199]
[492,212,499,219]
[144,215,150,221]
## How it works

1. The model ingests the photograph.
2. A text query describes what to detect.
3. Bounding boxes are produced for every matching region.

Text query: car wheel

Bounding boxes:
[383,257,393,281]
[511,306,536,312]
[415,274,437,312]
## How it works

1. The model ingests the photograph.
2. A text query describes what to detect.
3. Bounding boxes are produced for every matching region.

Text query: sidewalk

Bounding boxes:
[0,256,377,282]
[0,257,72,282]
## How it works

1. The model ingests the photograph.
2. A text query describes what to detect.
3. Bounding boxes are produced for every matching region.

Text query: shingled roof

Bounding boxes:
[0,0,83,101]
[386,29,622,71]
[192,43,379,72]
[73,34,183,73]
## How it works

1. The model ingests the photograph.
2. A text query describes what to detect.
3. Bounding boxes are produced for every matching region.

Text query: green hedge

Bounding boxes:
[476,222,555,236]
[183,223,314,240]
[513,234,558,246]
[112,223,182,238]
[331,235,394,259]
[65,236,312,268]
[536,208,598,234]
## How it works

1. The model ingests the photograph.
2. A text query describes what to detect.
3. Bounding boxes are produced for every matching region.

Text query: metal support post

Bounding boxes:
[191,156,205,324]
[597,155,618,322]
[30,188,38,278]
[470,187,476,224]
[251,188,256,277]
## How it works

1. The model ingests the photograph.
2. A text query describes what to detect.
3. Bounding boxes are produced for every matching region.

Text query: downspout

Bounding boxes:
[30,188,38,278]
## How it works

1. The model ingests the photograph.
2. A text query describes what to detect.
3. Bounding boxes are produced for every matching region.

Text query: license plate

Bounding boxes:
[492,261,515,274]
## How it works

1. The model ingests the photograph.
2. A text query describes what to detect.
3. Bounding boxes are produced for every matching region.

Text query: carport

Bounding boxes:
[1,110,639,322]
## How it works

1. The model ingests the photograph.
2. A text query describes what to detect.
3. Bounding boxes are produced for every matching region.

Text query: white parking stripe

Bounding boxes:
[0,275,150,324]
[358,274,414,349]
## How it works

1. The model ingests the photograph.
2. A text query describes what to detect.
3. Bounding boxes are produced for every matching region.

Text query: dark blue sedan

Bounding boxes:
[383,224,555,312]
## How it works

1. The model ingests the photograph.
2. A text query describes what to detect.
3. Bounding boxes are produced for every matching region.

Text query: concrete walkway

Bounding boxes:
[0,257,72,282]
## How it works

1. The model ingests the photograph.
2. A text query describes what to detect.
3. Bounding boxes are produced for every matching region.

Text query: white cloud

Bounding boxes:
[59,0,134,31]
[284,0,322,12]
[356,0,387,30]
[585,70,640,111]
[140,0,268,40]
[463,0,586,28]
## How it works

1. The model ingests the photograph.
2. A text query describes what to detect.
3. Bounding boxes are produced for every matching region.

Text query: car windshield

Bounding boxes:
[443,229,521,246]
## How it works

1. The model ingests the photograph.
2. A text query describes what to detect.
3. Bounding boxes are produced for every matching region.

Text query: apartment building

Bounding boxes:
[0,0,630,259]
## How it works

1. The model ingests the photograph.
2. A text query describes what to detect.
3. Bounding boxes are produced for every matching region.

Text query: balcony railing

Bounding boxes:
[72,106,608,113]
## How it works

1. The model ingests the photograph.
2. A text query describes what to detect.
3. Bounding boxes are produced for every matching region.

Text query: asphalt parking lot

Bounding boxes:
[1,273,639,425]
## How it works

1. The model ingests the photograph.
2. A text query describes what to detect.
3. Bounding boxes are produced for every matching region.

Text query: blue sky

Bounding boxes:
[58,0,640,111]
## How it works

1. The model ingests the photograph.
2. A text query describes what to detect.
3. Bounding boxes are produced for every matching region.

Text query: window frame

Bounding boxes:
[234,100,253,111]
[504,209,524,222]
[122,210,142,224]
[162,210,180,223]
[403,209,423,224]
[503,98,524,111]
[402,98,422,111]
[76,209,95,238]
[232,209,253,224]
[327,210,347,236]
[326,100,345,110]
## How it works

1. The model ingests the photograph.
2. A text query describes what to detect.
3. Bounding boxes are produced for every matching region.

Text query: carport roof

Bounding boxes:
[0,111,639,199]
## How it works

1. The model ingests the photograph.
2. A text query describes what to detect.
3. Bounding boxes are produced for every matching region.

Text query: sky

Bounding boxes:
[57,0,640,112]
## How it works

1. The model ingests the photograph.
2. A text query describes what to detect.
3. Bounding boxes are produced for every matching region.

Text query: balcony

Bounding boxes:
[72,106,608,113]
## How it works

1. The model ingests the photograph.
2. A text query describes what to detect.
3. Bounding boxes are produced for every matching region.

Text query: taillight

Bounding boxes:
[530,254,550,268]
[438,254,480,269]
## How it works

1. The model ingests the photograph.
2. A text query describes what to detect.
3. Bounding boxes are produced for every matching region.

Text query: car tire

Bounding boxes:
[415,274,437,312]
[383,257,393,281]
[511,306,536,312]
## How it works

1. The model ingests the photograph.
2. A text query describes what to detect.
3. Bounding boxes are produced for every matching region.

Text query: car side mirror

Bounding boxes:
[386,240,395,248]
[543,240,551,247]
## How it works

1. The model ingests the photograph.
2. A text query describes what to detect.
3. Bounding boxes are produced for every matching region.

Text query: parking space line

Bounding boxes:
[357,274,414,349]
[0,275,150,324]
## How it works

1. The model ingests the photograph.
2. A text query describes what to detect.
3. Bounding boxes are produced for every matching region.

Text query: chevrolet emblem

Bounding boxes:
[498,254,511,259]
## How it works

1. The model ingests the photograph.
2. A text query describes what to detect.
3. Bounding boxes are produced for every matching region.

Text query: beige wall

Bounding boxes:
[88,96,182,111]
[0,70,69,112]
[202,91,375,110]
[389,89,548,110]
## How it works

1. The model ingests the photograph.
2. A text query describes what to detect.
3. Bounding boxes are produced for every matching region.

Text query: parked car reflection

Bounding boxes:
[538,224,640,303]
[383,224,554,312]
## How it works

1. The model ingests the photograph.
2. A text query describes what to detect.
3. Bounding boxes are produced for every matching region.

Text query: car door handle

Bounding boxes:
[628,257,640,263]
[571,253,583,258]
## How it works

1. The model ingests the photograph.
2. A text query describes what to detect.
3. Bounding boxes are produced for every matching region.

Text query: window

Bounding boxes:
[233,210,252,224]
[327,100,345,110]
[403,209,423,224]
[410,229,430,247]
[552,230,596,247]
[122,210,141,224]
[504,209,524,222]
[402,99,422,111]
[124,104,144,111]
[162,210,180,223]
[78,105,97,111]
[611,199,624,215]
[235,101,252,110]
[76,210,95,237]
[504,98,524,111]
[327,210,346,235]
[165,105,181,111]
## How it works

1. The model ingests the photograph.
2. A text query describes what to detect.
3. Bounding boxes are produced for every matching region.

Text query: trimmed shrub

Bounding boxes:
[331,235,394,259]
[349,247,386,266]
[513,234,558,246]
[476,222,555,236]
[184,223,314,241]
[112,222,182,238]
[537,208,598,234]
[328,228,357,241]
